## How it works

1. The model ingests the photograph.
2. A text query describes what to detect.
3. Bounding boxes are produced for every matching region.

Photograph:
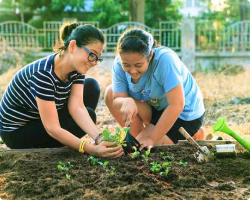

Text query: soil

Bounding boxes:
[1,143,250,200]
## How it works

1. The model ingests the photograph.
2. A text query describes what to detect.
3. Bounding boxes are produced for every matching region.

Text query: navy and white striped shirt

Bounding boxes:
[0,54,85,133]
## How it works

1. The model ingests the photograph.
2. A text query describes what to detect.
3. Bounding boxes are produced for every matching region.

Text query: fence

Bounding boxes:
[1,19,250,70]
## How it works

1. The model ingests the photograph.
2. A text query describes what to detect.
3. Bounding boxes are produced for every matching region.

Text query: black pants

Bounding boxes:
[150,106,204,144]
[0,78,100,149]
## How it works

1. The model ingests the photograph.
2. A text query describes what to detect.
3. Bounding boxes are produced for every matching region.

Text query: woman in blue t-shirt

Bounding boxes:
[0,23,123,158]
[105,28,205,150]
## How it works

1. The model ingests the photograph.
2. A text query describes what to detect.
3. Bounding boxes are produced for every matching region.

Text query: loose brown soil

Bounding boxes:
[1,142,250,200]
[1,56,250,199]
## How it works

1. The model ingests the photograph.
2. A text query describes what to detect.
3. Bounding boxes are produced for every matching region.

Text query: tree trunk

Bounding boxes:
[239,0,249,21]
[129,0,145,24]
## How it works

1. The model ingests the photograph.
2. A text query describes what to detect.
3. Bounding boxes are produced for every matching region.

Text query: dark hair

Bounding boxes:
[117,28,158,57]
[53,22,105,53]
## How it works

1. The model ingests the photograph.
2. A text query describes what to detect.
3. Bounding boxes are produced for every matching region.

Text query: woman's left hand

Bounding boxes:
[139,137,155,151]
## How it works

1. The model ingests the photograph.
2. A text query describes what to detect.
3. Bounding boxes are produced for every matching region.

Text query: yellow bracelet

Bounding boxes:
[79,140,87,153]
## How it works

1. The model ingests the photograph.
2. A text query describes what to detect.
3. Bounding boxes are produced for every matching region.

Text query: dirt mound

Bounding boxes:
[1,144,250,200]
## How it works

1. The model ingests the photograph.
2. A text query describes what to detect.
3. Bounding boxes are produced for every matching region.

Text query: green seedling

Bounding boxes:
[99,161,109,170]
[150,161,162,172]
[160,162,170,176]
[87,156,101,165]
[109,166,116,175]
[142,150,150,163]
[160,152,174,161]
[57,161,73,180]
[130,146,140,159]
[65,174,71,180]
[151,161,171,176]
[87,156,115,175]
[177,160,188,167]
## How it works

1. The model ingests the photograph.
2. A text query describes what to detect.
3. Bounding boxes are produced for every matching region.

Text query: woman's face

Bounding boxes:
[119,52,151,82]
[70,41,104,74]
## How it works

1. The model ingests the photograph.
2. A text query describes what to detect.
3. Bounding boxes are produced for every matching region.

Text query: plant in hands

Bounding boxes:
[57,161,73,180]
[101,127,130,147]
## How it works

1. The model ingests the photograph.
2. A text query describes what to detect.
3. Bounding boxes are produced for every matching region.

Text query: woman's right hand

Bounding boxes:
[120,98,138,127]
[94,141,124,158]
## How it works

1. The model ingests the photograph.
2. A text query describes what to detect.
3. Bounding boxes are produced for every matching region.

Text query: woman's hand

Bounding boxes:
[94,141,124,158]
[120,98,138,127]
[138,137,155,151]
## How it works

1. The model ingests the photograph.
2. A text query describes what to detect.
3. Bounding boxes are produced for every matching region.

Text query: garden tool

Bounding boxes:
[121,126,141,155]
[213,117,250,153]
[179,127,214,163]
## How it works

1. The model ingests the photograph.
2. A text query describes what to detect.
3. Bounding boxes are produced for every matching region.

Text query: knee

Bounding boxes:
[86,107,97,124]
[85,78,100,96]
[104,84,113,106]
[193,127,206,140]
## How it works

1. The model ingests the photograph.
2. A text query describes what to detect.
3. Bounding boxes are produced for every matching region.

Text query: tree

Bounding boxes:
[129,0,145,23]
[92,0,129,28]
[145,0,182,28]
[3,0,86,21]
[239,0,249,20]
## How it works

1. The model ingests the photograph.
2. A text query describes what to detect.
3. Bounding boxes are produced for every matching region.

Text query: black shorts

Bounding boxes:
[150,106,204,144]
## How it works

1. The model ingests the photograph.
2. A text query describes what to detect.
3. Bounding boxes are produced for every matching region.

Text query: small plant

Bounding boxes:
[99,161,109,170]
[150,161,171,176]
[160,152,174,161]
[57,161,73,180]
[87,156,115,175]
[130,146,140,159]
[87,156,101,165]
[159,162,170,176]
[109,166,116,175]
[141,150,150,163]
[177,160,188,167]
[150,161,162,172]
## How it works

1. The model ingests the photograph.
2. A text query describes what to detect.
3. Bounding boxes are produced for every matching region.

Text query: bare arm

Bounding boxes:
[139,84,184,149]
[68,83,100,140]
[37,91,123,157]
[113,92,139,126]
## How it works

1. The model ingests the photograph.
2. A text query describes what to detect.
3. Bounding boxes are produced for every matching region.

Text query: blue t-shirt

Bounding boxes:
[112,46,205,121]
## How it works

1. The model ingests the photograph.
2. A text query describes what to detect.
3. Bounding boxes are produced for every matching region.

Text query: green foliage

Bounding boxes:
[101,127,129,146]
[57,161,73,180]
[130,147,140,159]
[177,160,188,167]
[199,0,250,23]
[160,152,175,161]
[87,156,101,165]
[87,156,115,175]
[150,161,171,176]
[145,0,182,28]
[141,150,150,163]
[92,0,129,28]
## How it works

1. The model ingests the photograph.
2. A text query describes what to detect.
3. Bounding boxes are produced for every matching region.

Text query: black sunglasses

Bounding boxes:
[81,46,103,63]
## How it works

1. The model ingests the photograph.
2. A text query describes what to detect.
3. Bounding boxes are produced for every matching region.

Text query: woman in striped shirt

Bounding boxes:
[0,23,123,158]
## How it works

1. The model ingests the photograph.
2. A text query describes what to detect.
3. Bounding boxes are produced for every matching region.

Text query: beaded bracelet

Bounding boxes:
[79,140,87,153]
